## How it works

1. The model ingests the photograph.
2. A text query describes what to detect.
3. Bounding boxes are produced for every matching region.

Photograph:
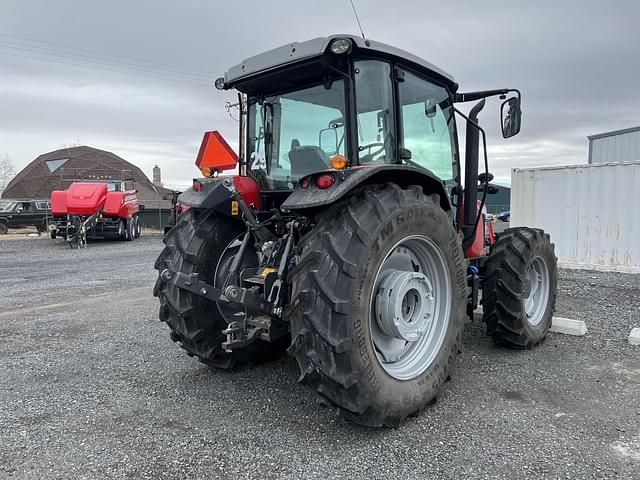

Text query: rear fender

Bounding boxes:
[178,175,260,217]
[281,165,452,212]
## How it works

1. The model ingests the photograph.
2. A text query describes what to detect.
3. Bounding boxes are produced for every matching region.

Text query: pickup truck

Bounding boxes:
[0,200,50,235]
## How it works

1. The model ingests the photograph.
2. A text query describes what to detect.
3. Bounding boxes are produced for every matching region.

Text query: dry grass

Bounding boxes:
[0,228,47,241]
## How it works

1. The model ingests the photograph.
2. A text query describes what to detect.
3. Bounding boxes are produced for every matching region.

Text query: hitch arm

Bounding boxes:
[160,269,278,317]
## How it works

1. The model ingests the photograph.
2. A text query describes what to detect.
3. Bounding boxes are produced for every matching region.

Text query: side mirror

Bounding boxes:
[399,148,412,161]
[424,98,437,118]
[501,97,522,138]
[319,127,338,156]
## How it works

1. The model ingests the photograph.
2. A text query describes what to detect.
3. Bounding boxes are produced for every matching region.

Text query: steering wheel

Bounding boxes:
[358,142,386,162]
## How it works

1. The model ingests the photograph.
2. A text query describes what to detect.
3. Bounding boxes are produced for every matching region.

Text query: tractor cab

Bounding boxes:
[206,35,521,230]
[215,36,461,200]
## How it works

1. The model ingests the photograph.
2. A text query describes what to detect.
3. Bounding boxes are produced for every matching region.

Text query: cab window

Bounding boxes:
[398,70,455,181]
[248,80,346,190]
[354,60,395,163]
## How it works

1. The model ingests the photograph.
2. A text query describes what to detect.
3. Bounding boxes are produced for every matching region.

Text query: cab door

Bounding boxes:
[395,67,457,183]
[16,202,39,228]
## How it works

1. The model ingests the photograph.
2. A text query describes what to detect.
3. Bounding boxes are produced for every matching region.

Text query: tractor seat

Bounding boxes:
[288,144,330,177]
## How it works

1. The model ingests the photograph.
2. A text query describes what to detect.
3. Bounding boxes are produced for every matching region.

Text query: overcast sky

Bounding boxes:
[1,0,639,187]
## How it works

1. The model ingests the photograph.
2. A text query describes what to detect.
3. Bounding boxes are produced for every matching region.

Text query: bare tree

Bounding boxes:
[0,154,16,193]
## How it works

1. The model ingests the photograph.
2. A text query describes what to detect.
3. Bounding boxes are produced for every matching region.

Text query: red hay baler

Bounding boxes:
[49,180,141,248]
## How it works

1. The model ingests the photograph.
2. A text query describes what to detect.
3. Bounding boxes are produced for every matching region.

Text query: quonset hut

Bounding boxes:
[2,146,173,226]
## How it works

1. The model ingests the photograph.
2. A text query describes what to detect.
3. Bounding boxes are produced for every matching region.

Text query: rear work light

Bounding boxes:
[299,178,310,189]
[315,174,335,189]
[193,179,203,192]
[330,38,352,55]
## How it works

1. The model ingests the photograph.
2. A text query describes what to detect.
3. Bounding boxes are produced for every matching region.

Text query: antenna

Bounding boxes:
[349,0,366,39]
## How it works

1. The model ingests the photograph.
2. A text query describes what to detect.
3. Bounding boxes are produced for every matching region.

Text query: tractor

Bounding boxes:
[154,35,557,427]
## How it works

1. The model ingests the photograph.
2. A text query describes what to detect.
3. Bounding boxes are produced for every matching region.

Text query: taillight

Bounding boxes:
[315,174,335,189]
[193,179,203,192]
[299,178,310,189]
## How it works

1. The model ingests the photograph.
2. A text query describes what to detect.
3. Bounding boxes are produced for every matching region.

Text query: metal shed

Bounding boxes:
[511,161,640,273]
[588,126,640,164]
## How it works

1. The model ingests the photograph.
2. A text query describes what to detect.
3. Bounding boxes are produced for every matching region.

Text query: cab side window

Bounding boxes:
[354,60,395,164]
[398,70,455,181]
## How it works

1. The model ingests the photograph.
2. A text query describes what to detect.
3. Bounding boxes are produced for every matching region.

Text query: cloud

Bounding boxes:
[0,0,638,187]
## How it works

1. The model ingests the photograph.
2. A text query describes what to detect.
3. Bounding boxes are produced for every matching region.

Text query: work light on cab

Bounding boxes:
[330,38,352,54]
[195,131,238,176]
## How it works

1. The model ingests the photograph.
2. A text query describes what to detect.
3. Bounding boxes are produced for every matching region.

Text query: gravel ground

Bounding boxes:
[0,236,639,479]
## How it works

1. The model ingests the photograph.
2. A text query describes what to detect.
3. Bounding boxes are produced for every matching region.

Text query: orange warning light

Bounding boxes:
[330,154,347,170]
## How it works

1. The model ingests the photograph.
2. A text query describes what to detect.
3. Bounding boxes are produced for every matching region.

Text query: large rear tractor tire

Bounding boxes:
[289,184,467,427]
[482,227,557,348]
[153,208,281,369]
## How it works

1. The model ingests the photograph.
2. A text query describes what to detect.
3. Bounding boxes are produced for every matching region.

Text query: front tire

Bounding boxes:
[289,184,467,427]
[482,227,557,348]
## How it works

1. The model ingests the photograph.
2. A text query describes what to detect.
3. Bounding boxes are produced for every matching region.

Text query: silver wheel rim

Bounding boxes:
[369,235,451,381]
[524,256,550,326]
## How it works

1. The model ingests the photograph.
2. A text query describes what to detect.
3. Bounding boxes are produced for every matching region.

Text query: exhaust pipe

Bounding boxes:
[462,99,485,250]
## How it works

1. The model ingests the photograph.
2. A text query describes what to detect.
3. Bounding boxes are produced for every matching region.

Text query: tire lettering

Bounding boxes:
[354,316,381,393]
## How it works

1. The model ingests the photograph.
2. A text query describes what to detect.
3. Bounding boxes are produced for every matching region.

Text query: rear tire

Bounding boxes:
[0,222,8,235]
[117,219,126,240]
[125,218,135,241]
[134,216,141,238]
[153,208,280,368]
[482,227,557,348]
[289,184,467,427]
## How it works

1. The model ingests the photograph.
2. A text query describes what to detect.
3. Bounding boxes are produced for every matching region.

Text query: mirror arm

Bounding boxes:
[455,88,521,103]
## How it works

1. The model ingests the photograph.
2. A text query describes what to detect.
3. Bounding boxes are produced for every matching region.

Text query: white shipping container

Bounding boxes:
[511,161,640,273]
